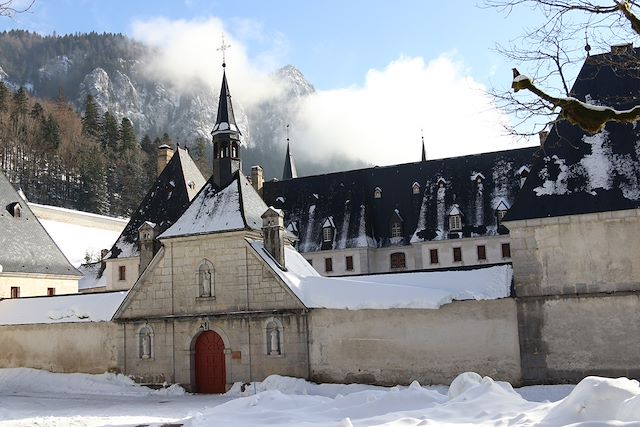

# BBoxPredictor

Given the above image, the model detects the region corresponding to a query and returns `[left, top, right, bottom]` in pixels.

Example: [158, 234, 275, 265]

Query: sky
[0, 0, 574, 166]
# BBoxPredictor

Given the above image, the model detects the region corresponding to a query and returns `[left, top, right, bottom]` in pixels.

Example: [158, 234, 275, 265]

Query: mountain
[0, 30, 368, 180]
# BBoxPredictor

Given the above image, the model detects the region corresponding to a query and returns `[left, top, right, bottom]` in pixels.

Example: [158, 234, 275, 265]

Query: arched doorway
[194, 330, 226, 393]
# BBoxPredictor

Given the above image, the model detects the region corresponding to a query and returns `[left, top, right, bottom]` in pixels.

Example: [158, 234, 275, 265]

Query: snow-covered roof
[0, 291, 127, 325]
[77, 262, 107, 291]
[250, 241, 512, 310]
[160, 171, 268, 239]
[0, 172, 79, 277]
[107, 147, 205, 259]
[448, 204, 462, 216]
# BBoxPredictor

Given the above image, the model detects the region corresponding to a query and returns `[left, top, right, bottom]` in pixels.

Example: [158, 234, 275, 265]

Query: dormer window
[471, 173, 485, 187]
[6, 202, 21, 218]
[391, 222, 402, 238]
[411, 182, 420, 195]
[389, 209, 404, 238]
[517, 166, 530, 188]
[495, 200, 510, 225]
[437, 178, 446, 189]
[322, 227, 333, 242]
[374, 187, 382, 199]
[449, 215, 462, 231]
[448, 205, 463, 231]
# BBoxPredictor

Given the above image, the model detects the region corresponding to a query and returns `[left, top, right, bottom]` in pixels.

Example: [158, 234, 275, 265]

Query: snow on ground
[4, 368, 640, 426]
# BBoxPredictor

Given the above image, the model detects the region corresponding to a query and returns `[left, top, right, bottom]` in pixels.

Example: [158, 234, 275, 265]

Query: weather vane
[217, 33, 231, 68]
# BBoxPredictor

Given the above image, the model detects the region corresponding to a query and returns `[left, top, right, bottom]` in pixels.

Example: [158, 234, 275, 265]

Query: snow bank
[0, 368, 184, 396]
[251, 241, 512, 309]
[0, 291, 127, 325]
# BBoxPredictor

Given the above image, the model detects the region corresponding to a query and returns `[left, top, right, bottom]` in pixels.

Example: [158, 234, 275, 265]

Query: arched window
[390, 252, 406, 269]
[138, 325, 154, 359]
[412, 182, 420, 195]
[265, 318, 283, 356]
[198, 260, 214, 298]
[373, 187, 382, 199]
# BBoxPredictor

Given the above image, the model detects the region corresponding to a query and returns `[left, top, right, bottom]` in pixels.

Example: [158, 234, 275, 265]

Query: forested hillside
[0, 83, 207, 216]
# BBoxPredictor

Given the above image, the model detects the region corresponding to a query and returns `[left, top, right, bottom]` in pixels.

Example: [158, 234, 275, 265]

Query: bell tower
[212, 35, 242, 187]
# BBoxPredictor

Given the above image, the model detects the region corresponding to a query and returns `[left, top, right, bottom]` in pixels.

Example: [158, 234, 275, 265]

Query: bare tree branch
[0, 0, 34, 18]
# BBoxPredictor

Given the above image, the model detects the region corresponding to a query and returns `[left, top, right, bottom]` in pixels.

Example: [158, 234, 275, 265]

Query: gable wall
[118, 232, 304, 320]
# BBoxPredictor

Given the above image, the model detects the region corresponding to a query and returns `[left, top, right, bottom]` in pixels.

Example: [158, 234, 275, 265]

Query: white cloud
[293, 54, 524, 166]
[130, 17, 284, 105]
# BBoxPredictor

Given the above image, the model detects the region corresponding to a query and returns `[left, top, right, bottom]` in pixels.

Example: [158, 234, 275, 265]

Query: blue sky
[3, 1, 542, 90]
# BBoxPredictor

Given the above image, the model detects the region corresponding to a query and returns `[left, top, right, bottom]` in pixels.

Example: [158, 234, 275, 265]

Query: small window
[520, 169, 530, 188]
[47, 287, 55, 296]
[502, 243, 511, 258]
[449, 215, 462, 231]
[322, 227, 334, 243]
[118, 265, 126, 281]
[138, 325, 154, 359]
[412, 182, 420, 195]
[373, 187, 382, 199]
[10, 287, 19, 298]
[497, 210, 508, 224]
[345, 256, 354, 271]
[477, 245, 487, 261]
[325, 257, 333, 272]
[429, 249, 439, 265]
[6, 202, 21, 218]
[198, 260, 214, 297]
[390, 221, 403, 238]
[390, 252, 406, 269]
[453, 247, 462, 262]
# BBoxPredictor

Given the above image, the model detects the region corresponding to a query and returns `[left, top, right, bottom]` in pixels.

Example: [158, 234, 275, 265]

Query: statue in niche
[268, 325, 281, 355]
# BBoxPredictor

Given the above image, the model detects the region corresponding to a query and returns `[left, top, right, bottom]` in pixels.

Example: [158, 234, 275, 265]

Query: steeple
[211, 34, 242, 187]
[421, 129, 427, 162]
[282, 124, 298, 180]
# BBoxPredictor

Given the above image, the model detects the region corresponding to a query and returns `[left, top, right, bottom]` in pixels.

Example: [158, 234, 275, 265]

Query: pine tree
[77, 142, 109, 214]
[100, 111, 118, 149]
[118, 117, 136, 152]
[0, 82, 9, 112]
[81, 94, 100, 140]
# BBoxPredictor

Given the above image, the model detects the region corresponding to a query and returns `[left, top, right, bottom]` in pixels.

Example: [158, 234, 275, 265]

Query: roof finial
[286, 123, 290, 142]
[584, 28, 591, 56]
[421, 128, 427, 162]
[217, 33, 231, 68]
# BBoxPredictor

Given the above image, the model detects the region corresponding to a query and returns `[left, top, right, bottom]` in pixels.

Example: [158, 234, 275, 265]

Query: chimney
[261, 207, 285, 268]
[138, 221, 158, 273]
[538, 130, 549, 147]
[251, 165, 264, 196]
[157, 144, 174, 177]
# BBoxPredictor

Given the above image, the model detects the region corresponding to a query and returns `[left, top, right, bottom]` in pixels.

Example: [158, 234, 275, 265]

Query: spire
[421, 129, 427, 162]
[211, 70, 241, 137]
[211, 33, 242, 188]
[282, 124, 298, 180]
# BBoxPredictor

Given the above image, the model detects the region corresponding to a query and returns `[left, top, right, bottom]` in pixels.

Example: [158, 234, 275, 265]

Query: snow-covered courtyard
[3, 368, 640, 426]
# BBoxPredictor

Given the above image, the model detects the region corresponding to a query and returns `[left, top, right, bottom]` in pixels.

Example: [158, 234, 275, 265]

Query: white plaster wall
[308, 299, 521, 386]
[0, 322, 121, 373]
[105, 257, 139, 291]
[303, 235, 511, 276]
[0, 274, 78, 298]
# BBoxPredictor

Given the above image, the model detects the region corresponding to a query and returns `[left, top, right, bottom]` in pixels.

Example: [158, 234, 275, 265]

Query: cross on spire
[217, 33, 231, 68]
[286, 123, 290, 142]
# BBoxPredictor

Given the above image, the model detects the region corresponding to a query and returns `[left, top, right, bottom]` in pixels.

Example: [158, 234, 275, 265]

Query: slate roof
[160, 170, 269, 239]
[262, 147, 538, 252]
[507, 46, 640, 221]
[282, 142, 298, 180]
[211, 70, 241, 137]
[107, 147, 206, 259]
[0, 171, 79, 276]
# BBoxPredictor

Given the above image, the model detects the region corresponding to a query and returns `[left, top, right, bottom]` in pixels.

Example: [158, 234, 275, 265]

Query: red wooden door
[195, 331, 226, 393]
